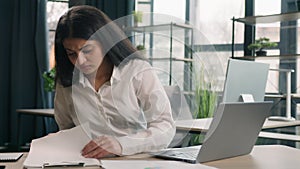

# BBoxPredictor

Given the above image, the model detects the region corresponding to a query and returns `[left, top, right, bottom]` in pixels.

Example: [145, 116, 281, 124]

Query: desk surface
[16, 109, 54, 117]
[204, 145, 300, 169]
[16, 109, 300, 131]
[16, 109, 300, 142]
[175, 118, 300, 132]
[1, 145, 300, 169]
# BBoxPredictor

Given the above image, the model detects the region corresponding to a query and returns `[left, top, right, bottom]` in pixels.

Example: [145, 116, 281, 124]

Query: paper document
[101, 160, 218, 169]
[0, 152, 23, 162]
[23, 123, 101, 168]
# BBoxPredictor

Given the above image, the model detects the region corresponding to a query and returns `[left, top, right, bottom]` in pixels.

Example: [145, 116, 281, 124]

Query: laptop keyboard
[161, 147, 199, 159]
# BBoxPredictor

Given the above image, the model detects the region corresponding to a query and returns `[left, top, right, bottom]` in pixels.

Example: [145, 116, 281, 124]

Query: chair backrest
[163, 85, 193, 121]
[163, 85, 193, 147]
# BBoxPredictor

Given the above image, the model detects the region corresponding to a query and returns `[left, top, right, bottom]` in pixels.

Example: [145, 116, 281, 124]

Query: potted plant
[42, 67, 56, 92]
[136, 44, 146, 57]
[136, 44, 145, 51]
[247, 37, 278, 56]
[132, 11, 143, 27]
[190, 65, 218, 146]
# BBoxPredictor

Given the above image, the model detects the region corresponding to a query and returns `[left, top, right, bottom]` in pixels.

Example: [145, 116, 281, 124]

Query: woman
[54, 5, 175, 158]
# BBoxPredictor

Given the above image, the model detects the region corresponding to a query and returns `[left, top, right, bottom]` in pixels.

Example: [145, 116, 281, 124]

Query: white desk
[175, 118, 300, 132]
[15, 109, 300, 142]
[16, 109, 300, 131]
[176, 118, 300, 142]
[16, 109, 54, 117]
[1, 145, 300, 169]
[204, 145, 300, 169]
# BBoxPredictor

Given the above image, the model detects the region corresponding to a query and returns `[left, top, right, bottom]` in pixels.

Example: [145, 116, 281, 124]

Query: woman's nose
[77, 52, 87, 65]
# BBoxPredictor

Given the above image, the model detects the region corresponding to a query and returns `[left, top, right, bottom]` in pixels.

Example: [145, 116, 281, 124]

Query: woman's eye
[82, 49, 92, 54]
[67, 52, 77, 58]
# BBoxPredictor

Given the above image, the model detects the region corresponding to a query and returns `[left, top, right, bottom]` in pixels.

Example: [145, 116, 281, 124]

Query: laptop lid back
[197, 101, 273, 163]
[222, 59, 269, 102]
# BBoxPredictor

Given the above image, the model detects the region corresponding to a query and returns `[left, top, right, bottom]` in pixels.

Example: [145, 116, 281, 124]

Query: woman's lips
[80, 65, 91, 71]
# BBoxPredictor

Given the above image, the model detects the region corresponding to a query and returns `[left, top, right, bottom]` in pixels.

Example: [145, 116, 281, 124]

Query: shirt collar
[110, 65, 121, 83]
[78, 65, 121, 88]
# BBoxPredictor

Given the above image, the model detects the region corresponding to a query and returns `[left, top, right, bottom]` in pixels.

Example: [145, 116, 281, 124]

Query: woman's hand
[81, 135, 122, 159]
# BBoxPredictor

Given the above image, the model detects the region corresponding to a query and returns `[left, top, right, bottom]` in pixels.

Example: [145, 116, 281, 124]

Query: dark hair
[55, 5, 139, 87]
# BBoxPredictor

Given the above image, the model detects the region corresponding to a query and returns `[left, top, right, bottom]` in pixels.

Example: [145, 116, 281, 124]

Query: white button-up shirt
[54, 59, 175, 155]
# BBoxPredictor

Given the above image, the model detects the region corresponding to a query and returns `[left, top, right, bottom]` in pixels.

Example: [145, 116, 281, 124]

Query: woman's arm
[116, 64, 176, 155]
[54, 82, 75, 130]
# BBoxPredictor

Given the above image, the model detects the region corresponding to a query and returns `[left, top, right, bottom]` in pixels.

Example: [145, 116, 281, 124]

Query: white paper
[0, 152, 23, 161]
[23, 123, 101, 168]
[240, 94, 254, 102]
[101, 160, 217, 169]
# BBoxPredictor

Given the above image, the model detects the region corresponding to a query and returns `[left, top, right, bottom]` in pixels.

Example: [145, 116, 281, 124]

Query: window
[153, 0, 185, 20]
[134, 0, 189, 87]
[46, 0, 69, 69]
[189, 0, 245, 90]
[253, 0, 281, 93]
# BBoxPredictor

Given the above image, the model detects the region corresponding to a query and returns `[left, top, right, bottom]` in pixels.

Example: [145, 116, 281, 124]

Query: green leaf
[42, 67, 56, 92]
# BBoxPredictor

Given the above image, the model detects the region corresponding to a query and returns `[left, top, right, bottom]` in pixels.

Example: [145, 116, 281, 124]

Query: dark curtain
[83, 0, 135, 49]
[85, 0, 135, 20]
[67, 0, 135, 50]
[0, 0, 14, 150]
[0, 0, 49, 150]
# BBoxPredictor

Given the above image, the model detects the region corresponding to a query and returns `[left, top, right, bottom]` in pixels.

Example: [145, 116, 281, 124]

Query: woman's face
[63, 38, 104, 75]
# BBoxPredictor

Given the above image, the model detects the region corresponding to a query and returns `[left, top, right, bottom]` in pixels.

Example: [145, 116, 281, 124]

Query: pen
[42, 162, 84, 168]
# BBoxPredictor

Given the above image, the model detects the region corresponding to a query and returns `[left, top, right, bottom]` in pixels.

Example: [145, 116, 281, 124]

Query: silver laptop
[153, 101, 273, 163]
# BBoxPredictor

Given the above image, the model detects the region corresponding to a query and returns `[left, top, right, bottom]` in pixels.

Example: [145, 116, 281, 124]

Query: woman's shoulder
[119, 58, 151, 71]
[112, 58, 154, 82]
[130, 58, 151, 67]
[55, 81, 72, 92]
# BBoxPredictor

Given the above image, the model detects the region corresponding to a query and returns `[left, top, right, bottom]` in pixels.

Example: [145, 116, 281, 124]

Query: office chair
[163, 85, 193, 148]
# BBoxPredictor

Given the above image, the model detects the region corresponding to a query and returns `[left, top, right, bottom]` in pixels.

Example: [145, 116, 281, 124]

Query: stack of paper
[23, 124, 101, 168]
